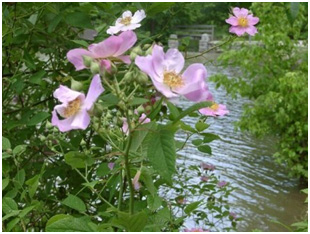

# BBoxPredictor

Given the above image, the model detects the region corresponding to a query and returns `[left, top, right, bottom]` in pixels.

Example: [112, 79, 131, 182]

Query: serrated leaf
[2, 137, 11, 150]
[62, 194, 86, 212]
[29, 70, 46, 85]
[192, 139, 203, 146]
[71, 40, 89, 48]
[46, 216, 95, 232]
[48, 14, 62, 33]
[195, 121, 209, 132]
[3, 197, 18, 214]
[147, 195, 162, 211]
[13, 145, 27, 156]
[202, 133, 221, 143]
[167, 101, 180, 120]
[184, 201, 201, 215]
[197, 144, 212, 155]
[26, 175, 40, 198]
[28, 112, 50, 126]
[14, 169, 25, 189]
[64, 151, 89, 169]
[140, 166, 157, 196]
[129, 97, 149, 106]
[114, 211, 148, 232]
[146, 127, 176, 184]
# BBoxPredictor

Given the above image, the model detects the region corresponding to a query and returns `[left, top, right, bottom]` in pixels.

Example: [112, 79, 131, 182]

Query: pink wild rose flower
[107, 10, 146, 35]
[51, 75, 104, 132]
[132, 170, 141, 191]
[184, 228, 208, 232]
[67, 31, 137, 72]
[199, 103, 229, 117]
[226, 7, 259, 36]
[135, 45, 212, 102]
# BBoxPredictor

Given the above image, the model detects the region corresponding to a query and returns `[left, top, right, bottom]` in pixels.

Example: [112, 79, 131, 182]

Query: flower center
[163, 71, 184, 88]
[64, 98, 81, 118]
[120, 17, 132, 26]
[210, 103, 219, 111]
[238, 17, 248, 27]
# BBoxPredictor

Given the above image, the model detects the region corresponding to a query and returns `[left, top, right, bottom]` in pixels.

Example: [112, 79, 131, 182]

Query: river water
[175, 61, 307, 231]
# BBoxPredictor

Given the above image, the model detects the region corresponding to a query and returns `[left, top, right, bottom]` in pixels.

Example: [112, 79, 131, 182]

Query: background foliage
[211, 2, 308, 179]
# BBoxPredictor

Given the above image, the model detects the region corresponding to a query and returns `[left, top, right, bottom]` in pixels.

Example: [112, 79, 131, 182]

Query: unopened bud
[90, 61, 100, 74]
[130, 52, 138, 61]
[70, 78, 83, 91]
[83, 55, 92, 67]
[39, 135, 46, 141]
[80, 139, 86, 146]
[143, 44, 151, 50]
[46, 121, 53, 129]
[138, 72, 149, 84]
[136, 105, 145, 115]
[132, 46, 142, 55]
[123, 71, 133, 83]
[145, 45, 154, 55]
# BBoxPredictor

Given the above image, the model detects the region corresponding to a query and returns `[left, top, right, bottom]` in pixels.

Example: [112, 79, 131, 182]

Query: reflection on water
[176, 64, 306, 231]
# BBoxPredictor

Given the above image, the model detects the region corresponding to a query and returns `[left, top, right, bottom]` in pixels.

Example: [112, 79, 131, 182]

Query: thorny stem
[123, 111, 135, 215]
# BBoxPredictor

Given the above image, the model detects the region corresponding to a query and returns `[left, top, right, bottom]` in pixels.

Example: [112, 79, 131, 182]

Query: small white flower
[107, 10, 146, 35]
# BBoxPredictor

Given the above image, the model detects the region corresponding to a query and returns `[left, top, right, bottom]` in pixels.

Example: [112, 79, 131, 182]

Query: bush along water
[3, 3, 257, 232]
[211, 2, 308, 180]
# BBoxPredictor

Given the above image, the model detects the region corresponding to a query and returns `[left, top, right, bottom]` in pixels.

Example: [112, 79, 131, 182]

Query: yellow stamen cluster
[210, 103, 219, 111]
[163, 71, 184, 88]
[63, 98, 81, 118]
[120, 17, 132, 26]
[238, 17, 248, 27]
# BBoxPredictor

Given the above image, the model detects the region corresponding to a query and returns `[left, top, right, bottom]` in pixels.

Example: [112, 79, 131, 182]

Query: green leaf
[288, 2, 300, 24]
[114, 211, 148, 232]
[202, 133, 221, 143]
[64, 151, 91, 169]
[62, 194, 86, 212]
[65, 12, 93, 29]
[147, 98, 163, 119]
[46, 216, 96, 232]
[195, 121, 209, 132]
[71, 40, 89, 48]
[140, 166, 157, 196]
[2, 137, 11, 150]
[129, 97, 149, 106]
[48, 14, 62, 33]
[146, 127, 176, 184]
[3, 197, 18, 214]
[28, 112, 50, 126]
[13, 145, 27, 156]
[3, 178, 9, 190]
[173, 101, 212, 123]
[130, 121, 157, 152]
[26, 175, 40, 198]
[46, 214, 72, 227]
[184, 201, 201, 215]
[167, 101, 180, 120]
[197, 144, 212, 155]
[19, 206, 35, 218]
[179, 121, 196, 133]
[100, 93, 119, 107]
[147, 3, 175, 16]
[6, 217, 20, 231]
[23, 51, 36, 70]
[28, 13, 38, 25]
[29, 70, 46, 85]
[14, 169, 25, 189]
[96, 163, 111, 177]
[192, 139, 203, 146]
[2, 210, 20, 221]
[147, 195, 162, 211]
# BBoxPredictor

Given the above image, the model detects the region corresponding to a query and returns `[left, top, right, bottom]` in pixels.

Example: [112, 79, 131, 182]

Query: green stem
[186, 36, 235, 60]
[123, 111, 135, 214]
[117, 169, 124, 211]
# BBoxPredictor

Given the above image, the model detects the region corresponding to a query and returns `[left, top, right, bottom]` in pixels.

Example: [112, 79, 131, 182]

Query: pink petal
[90, 36, 122, 58]
[114, 31, 137, 56]
[53, 85, 85, 104]
[66, 49, 93, 71]
[139, 113, 151, 124]
[215, 104, 229, 116]
[100, 59, 112, 73]
[121, 24, 141, 31]
[135, 55, 159, 81]
[152, 45, 165, 78]
[122, 10, 132, 18]
[164, 48, 185, 74]
[107, 26, 121, 35]
[54, 103, 68, 118]
[152, 79, 179, 99]
[233, 7, 248, 18]
[247, 15, 259, 25]
[51, 110, 75, 132]
[229, 26, 247, 36]
[117, 55, 131, 64]
[184, 83, 214, 102]
[84, 74, 104, 111]
[199, 108, 216, 117]
[132, 170, 141, 191]
[122, 118, 129, 135]
[70, 109, 91, 130]
[176, 63, 207, 95]
[225, 16, 239, 26]
[245, 25, 258, 36]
